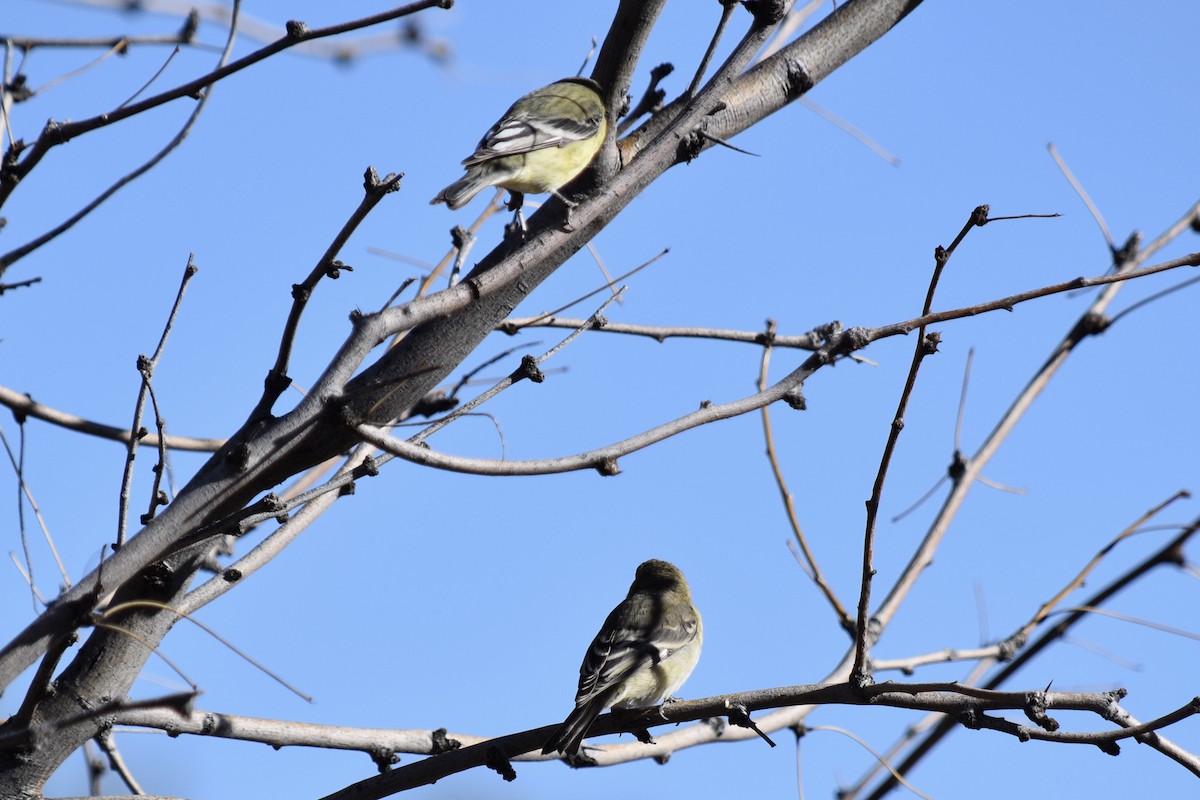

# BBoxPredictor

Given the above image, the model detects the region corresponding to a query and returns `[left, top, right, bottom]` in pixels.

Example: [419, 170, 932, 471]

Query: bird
[542, 559, 703, 757]
[430, 77, 607, 216]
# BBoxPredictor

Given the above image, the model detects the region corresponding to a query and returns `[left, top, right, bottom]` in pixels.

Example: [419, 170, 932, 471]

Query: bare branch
[863, 518, 1200, 798]
[314, 681, 1200, 799]
[250, 169, 404, 423]
[117, 256, 199, 546]
[757, 320, 854, 632]
[0, 10, 244, 273]
[0, 0, 451, 217]
[499, 315, 824, 349]
[359, 249, 1200, 478]
[0, 385, 223, 452]
[853, 205, 990, 685]
[1048, 141, 1114, 251]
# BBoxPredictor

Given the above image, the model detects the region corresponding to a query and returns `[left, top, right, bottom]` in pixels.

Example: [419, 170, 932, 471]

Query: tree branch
[0, 385, 223, 452]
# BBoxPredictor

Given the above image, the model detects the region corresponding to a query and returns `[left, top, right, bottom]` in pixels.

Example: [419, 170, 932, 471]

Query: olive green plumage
[542, 559, 703, 757]
[431, 78, 607, 210]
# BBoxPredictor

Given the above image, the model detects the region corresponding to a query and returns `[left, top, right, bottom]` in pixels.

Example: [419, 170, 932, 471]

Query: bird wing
[574, 593, 700, 706]
[462, 107, 602, 166]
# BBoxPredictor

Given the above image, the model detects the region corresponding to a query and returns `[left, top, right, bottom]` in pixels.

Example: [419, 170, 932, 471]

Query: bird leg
[549, 189, 581, 232]
[505, 190, 528, 233]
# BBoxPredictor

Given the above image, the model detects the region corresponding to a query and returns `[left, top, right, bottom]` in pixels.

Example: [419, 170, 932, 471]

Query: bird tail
[541, 699, 605, 756]
[430, 168, 492, 210]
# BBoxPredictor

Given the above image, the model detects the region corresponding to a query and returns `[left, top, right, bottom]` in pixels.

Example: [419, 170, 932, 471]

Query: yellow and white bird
[430, 77, 607, 213]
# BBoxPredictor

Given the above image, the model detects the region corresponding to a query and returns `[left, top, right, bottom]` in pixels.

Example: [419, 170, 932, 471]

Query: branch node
[179, 9, 200, 43]
[518, 354, 545, 383]
[430, 727, 461, 755]
[484, 746, 516, 782]
[261, 493, 284, 513]
[946, 449, 967, 483]
[1081, 310, 1111, 336]
[357, 456, 380, 480]
[369, 744, 399, 772]
[743, 0, 788, 26]
[450, 224, 474, 252]
[782, 387, 806, 410]
[1112, 230, 1142, 267]
[722, 700, 777, 747]
[42, 118, 67, 145]
[1101, 688, 1129, 721]
[363, 166, 381, 191]
[678, 130, 705, 164]
[1023, 691, 1059, 732]
[285, 20, 310, 39]
[325, 259, 351, 279]
[411, 390, 457, 418]
[838, 326, 871, 355]
[227, 442, 252, 472]
[595, 458, 620, 477]
[921, 331, 942, 355]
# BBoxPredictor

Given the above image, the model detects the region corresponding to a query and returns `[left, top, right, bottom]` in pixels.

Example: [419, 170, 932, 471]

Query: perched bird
[430, 77, 607, 214]
[542, 559, 703, 757]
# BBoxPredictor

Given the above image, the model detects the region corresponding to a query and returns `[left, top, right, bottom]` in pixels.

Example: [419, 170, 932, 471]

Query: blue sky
[3, 1, 1199, 798]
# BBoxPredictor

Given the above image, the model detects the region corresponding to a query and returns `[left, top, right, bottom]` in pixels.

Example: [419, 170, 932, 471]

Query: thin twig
[117, 43, 184, 109]
[501, 249, 668, 333]
[1048, 141, 1114, 251]
[0, 8, 239, 273]
[0, 385, 222, 451]
[180, 449, 381, 615]
[408, 291, 626, 448]
[1109, 273, 1200, 327]
[617, 62, 674, 136]
[94, 729, 145, 795]
[757, 319, 853, 632]
[585, 241, 624, 304]
[0, 0, 451, 219]
[0, 421, 70, 588]
[0, 690, 198, 749]
[101, 600, 313, 702]
[362, 248, 1200, 479]
[500, 316, 827, 350]
[1021, 490, 1190, 634]
[413, 190, 506, 302]
[806, 725, 934, 800]
[864, 518, 1200, 798]
[686, 1, 740, 99]
[841, 660, 992, 799]
[250, 169, 403, 423]
[954, 347, 973, 453]
[798, 97, 900, 165]
[852, 205, 990, 685]
[117, 255, 198, 547]
[26, 38, 130, 97]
